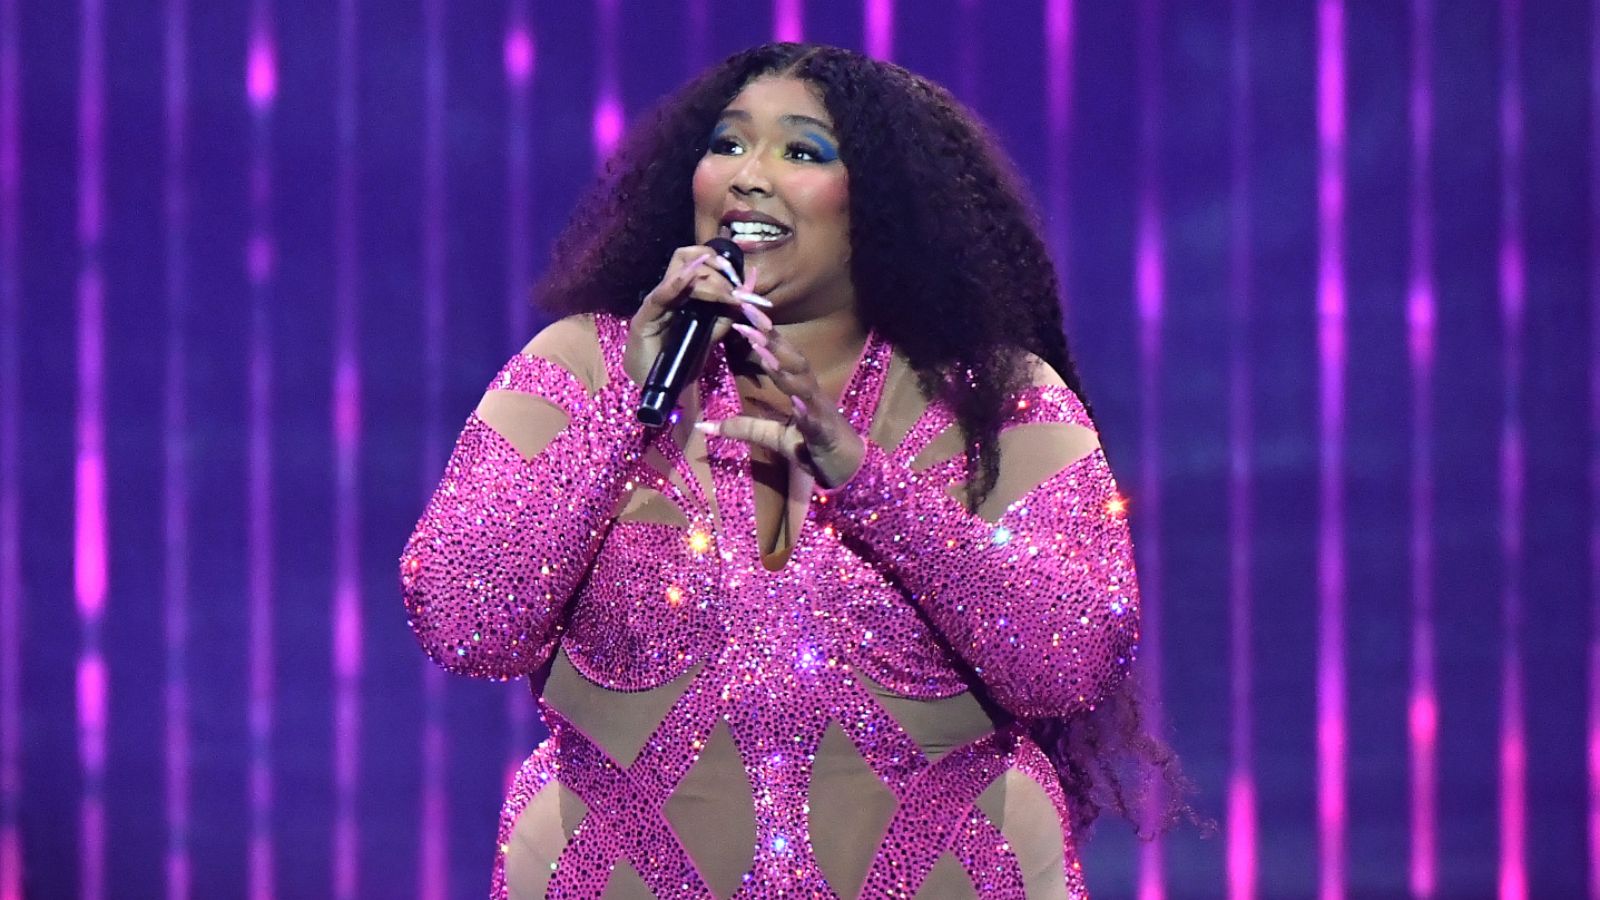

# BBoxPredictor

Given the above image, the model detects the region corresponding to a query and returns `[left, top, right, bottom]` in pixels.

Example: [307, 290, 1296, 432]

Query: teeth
[729, 220, 789, 239]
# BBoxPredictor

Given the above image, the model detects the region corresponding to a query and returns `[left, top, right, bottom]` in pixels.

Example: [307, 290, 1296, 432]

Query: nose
[731, 147, 772, 197]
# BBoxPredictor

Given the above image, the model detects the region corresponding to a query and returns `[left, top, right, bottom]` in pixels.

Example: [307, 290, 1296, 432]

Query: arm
[400, 315, 653, 679]
[815, 374, 1141, 720]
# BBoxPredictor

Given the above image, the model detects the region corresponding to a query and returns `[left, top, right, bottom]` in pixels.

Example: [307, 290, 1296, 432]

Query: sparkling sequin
[403, 313, 1138, 898]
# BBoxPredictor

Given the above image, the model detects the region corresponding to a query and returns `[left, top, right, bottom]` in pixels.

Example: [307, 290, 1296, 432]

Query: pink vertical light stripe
[504, 0, 536, 768]
[332, 0, 362, 895]
[162, 1, 192, 896]
[1134, 2, 1165, 897]
[246, 4, 277, 898]
[1225, 2, 1256, 897]
[773, 0, 802, 42]
[419, 1, 448, 897]
[1406, 1, 1438, 895]
[1496, 2, 1526, 898]
[865, 0, 893, 60]
[76, 0, 108, 896]
[1044, 0, 1072, 311]
[1318, 1, 1344, 896]
[1590, 3, 1600, 896]
[593, 0, 621, 163]
[0, 0, 21, 893]
[1314, 3, 1346, 899]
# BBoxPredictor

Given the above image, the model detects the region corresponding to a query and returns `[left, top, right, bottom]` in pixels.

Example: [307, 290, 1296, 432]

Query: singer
[401, 43, 1191, 898]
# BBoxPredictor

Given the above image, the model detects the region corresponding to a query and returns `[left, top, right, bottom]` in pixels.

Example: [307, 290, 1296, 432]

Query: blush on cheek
[793, 171, 849, 215]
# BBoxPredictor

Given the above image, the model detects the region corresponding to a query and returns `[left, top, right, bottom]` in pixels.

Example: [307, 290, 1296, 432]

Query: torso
[500, 315, 1080, 899]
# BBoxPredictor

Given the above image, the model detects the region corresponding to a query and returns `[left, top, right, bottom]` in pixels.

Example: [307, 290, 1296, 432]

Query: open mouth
[718, 211, 794, 251]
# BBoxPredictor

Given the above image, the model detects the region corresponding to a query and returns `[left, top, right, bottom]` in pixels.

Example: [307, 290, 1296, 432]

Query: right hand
[622, 245, 755, 387]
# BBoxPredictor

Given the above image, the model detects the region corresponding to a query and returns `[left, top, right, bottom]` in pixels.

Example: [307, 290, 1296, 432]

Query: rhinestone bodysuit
[401, 313, 1141, 898]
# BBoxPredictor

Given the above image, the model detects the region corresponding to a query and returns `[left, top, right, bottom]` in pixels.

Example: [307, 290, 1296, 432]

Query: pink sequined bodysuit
[401, 313, 1141, 899]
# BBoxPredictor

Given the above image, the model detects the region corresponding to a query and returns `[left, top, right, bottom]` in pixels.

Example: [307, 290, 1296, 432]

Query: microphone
[636, 237, 745, 427]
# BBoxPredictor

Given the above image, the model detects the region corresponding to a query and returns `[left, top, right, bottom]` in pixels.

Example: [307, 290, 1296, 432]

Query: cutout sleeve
[400, 317, 655, 680]
[815, 384, 1141, 719]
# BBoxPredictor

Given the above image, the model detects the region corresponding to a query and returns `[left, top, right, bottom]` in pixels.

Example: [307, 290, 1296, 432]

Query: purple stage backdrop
[0, 1, 1593, 897]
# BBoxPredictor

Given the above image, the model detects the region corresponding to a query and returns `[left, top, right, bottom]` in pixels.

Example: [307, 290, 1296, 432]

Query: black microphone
[636, 237, 744, 427]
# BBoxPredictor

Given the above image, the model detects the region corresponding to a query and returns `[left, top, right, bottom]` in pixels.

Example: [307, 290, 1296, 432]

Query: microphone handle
[635, 299, 721, 427]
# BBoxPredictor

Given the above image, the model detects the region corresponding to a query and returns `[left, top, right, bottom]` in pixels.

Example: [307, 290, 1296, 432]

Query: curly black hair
[535, 42, 1204, 842]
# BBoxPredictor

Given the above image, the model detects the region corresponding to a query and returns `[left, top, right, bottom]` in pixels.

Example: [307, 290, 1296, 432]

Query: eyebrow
[716, 109, 836, 135]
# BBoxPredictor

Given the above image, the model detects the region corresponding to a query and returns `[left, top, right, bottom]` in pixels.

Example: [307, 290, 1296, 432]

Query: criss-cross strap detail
[487, 352, 591, 416]
[1000, 384, 1094, 432]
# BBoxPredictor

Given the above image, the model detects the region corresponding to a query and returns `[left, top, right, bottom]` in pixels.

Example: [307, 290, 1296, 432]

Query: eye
[708, 135, 744, 156]
[786, 142, 823, 162]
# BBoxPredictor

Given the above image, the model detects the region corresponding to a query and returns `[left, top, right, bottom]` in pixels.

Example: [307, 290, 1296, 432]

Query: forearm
[401, 353, 652, 679]
[816, 440, 1141, 718]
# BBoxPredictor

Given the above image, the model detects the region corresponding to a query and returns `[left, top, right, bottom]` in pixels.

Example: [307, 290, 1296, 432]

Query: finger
[684, 268, 751, 313]
[787, 393, 836, 449]
[642, 252, 712, 314]
[709, 254, 741, 285]
[694, 415, 796, 455]
[736, 297, 774, 329]
[731, 289, 775, 312]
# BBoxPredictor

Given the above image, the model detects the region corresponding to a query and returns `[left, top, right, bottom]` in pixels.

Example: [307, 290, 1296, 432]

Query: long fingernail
[741, 264, 760, 291]
[753, 345, 780, 370]
[738, 300, 774, 329]
[712, 256, 739, 283]
[693, 420, 719, 435]
[733, 290, 774, 310]
[791, 395, 809, 418]
[730, 322, 766, 344]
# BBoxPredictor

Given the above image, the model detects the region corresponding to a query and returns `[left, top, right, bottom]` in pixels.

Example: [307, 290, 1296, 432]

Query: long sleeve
[400, 323, 654, 680]
[814, 383, 1141, 720]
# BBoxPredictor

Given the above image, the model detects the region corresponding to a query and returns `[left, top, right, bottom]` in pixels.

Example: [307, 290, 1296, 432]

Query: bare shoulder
[520, 314, 605, 394]
[1017, 349, 1069, 391]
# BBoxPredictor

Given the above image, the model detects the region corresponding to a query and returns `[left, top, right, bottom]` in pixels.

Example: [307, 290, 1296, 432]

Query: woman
[402, 43, 1187, 899]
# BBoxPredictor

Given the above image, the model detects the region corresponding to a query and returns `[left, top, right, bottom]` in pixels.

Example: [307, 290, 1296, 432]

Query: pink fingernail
[731, 322, 766, 344]
[731, 290, 774, 309]
[688, 251, 712, 268]
[791, 396, 809, 417]
[739, 301, 774, 330]
[742, 263, 760, 291]
[754, 345, 780, 369]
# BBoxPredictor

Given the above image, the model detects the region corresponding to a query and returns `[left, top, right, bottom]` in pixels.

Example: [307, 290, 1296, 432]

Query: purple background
[0, 0, 1593, 897]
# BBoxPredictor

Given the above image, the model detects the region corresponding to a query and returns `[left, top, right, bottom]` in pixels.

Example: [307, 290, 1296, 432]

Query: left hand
[693, 298, 867, 490]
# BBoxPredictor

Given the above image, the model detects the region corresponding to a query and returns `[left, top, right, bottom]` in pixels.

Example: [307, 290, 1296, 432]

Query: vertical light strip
[865, 0, 893, 60]
[1406, 1, 1438, 895]
[1495, 1, 1526, 897]
[593, 0, 621, 165]
[75, 0, 109, 895]
[0, 0, 20, 893]
[245, 4, 277, 897]
[1590, 3, 1600, 894]
[1044, 0, 1072, 313]
[1314, 3, 1347, 898]
[1134, 1, 1165, 897]
[503, 0, 535, 782]
[1225, 1, 1257, 898]
[418, 0, 448, 896]
[162, 0, 192, 897]
[332, 0, 362, 895]
[774, 0, 802, 42]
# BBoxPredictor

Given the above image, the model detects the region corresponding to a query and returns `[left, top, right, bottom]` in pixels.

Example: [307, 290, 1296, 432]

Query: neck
[773, 304, 869, 397]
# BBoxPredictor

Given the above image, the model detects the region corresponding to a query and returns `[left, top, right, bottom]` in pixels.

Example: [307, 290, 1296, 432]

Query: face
[693, 75, 853, 318]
